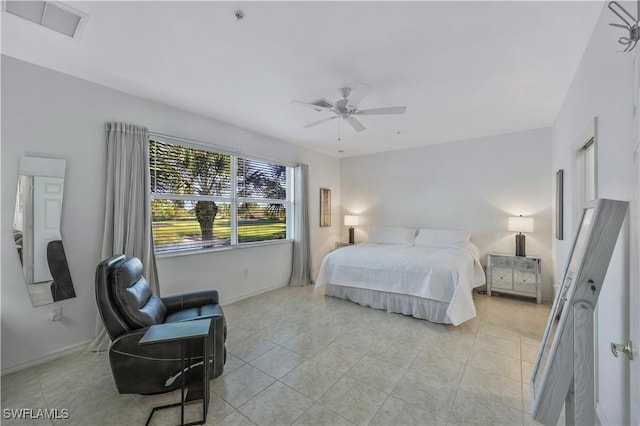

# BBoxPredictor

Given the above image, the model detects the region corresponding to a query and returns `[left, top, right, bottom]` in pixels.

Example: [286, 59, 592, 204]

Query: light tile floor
[1, 286, 555, 425]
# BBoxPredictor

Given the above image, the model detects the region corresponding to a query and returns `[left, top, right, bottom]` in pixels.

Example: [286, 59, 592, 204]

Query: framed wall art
[320, 188, 331, 227]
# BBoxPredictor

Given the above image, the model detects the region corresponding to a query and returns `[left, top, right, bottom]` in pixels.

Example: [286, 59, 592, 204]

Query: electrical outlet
[51, 306, 62, 321]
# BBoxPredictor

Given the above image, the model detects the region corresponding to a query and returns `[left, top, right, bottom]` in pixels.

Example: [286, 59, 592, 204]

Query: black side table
[139, 318, 214, 426]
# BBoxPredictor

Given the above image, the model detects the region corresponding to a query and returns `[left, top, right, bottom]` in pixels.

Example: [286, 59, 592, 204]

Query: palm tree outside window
[149, 139, 292, 254]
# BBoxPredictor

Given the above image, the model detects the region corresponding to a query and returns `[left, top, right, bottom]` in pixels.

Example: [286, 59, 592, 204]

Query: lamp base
[348, 227, 355, 244]
[515, 234, 526, 257]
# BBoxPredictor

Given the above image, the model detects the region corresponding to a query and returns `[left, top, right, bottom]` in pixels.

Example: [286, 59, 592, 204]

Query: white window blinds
[149, 139, 292, 254]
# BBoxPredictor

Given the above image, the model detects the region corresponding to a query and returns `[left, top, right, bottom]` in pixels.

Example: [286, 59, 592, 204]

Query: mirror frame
[531, 199, 628, 425]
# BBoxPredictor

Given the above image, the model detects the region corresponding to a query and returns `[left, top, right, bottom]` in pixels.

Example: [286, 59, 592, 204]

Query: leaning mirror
[531, 206, 593, 406]
[531, 199, 628, 425]
[13, 157, 75, 306]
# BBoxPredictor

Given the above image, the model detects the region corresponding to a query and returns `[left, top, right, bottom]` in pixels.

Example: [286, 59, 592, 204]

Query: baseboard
[220, 282, 289, 306]
[1, 339, 91, 376]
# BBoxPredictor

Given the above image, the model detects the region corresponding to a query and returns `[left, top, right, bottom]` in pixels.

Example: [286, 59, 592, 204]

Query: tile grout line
[34, 366, 55, 426]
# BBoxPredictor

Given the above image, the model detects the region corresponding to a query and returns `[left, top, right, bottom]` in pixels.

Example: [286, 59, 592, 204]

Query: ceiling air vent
[4, 1, 86, 38]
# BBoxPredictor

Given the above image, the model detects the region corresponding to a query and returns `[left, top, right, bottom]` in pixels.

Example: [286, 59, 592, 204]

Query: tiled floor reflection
[1, 286, 552, 425]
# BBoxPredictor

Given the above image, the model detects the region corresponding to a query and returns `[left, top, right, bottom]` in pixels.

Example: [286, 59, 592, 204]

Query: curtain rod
[149, 131, 299, 168]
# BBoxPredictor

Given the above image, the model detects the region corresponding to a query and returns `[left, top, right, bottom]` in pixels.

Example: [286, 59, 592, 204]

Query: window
[580, 138, 596, 202]
[575, 136, 596, 223]
[237, 158, 289, 243]
[150, 139, 292, 254]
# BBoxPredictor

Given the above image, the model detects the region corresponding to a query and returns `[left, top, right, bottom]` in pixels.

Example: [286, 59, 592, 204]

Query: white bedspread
[315, 243, 486, 325]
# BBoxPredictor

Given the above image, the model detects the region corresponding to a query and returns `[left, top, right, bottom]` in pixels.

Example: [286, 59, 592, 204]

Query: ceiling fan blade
[303, 115, 338, 128]
[290, 100, 334, 112]
[346, 83, 372, 109]
[345, 116, 366, 132]
[356, 106, 407, 115]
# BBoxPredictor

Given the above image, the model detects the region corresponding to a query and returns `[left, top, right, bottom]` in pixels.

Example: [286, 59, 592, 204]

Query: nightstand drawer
[514, 258, 538, 271]
[490, 267, 512, 290]
[490, 256, 513, 268]
[516, 281, 538, 295]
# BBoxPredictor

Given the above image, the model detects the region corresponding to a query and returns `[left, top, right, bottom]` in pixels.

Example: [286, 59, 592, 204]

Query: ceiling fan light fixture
[291, 83, 406, 134]
[310, 98, 333, 111]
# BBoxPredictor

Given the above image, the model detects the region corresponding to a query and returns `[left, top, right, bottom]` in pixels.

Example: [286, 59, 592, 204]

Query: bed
[315, 227, 486, 325]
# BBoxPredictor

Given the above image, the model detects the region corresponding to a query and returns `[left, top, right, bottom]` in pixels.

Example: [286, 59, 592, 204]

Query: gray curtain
[289, 164, 313, 286]
[87, 122, 158, 352]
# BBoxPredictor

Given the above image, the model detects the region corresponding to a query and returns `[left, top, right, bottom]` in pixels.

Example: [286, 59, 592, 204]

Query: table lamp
[344, 215, 359, 244]
[508, 215, 534, 257]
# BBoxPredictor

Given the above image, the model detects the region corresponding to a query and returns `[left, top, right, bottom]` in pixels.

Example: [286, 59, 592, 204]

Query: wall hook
[608, 1, 640, 52]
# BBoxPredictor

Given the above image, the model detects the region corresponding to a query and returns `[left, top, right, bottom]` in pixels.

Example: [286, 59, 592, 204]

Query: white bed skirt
[325, 284, 452, 324]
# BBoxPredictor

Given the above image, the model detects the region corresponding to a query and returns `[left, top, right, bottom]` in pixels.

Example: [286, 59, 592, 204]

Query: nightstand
[487, 253, 541, 304]
[334, 242, 354, 250]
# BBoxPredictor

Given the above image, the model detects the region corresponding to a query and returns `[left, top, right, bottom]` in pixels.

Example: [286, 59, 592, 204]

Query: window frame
[573, 118, 598, 226]
[149, 135, 294, 256]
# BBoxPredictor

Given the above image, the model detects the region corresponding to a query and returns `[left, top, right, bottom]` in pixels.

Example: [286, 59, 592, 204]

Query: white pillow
[415, 228, 471, 248]
[367, 227, 416, 245]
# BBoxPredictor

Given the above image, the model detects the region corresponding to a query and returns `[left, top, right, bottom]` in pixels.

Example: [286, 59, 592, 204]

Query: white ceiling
[1, 1, 604, 158]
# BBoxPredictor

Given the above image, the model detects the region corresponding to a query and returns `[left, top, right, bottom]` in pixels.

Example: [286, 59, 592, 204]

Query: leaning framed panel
[531, 199, 628, 426]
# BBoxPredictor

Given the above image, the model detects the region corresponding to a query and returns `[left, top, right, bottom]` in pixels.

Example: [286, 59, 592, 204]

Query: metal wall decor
[608, 1, 640, 52]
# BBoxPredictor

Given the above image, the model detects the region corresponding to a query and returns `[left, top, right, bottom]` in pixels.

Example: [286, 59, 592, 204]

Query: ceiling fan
[291, 83, 406, 134]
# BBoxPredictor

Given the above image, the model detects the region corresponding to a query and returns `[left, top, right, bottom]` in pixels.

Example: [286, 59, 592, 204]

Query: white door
[631, 47, 640, 426]
[32, 176, 64, 283]
[596, 50, 640, 426]
[629, 58, 640, 423]
[629, 140, 640, 426]
[595, 238, 632, 426]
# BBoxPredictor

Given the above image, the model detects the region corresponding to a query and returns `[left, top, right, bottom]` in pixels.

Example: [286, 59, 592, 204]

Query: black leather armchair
[95, 255, 226, 395]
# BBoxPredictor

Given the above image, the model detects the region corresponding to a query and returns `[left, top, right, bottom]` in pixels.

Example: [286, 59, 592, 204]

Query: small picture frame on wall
[320, 188, 331, 227]
[556, 169, 564, 240]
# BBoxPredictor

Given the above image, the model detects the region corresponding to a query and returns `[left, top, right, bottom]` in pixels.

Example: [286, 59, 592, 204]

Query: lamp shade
[344, 215, 359, 227]
[508, 216, 534, 233]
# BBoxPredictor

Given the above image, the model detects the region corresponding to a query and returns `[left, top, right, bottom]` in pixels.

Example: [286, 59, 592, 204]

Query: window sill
[155, 239, 294, 259]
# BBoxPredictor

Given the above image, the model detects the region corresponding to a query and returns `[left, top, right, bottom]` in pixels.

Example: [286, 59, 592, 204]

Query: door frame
[630, 46, 640, 426]
[630, 139, 640, 426]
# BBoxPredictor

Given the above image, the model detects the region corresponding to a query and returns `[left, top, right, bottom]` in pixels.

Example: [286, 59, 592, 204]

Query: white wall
[1, 56, 341, 372]
[340, 127, 554, 298]
[551, 2, 635, 424]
